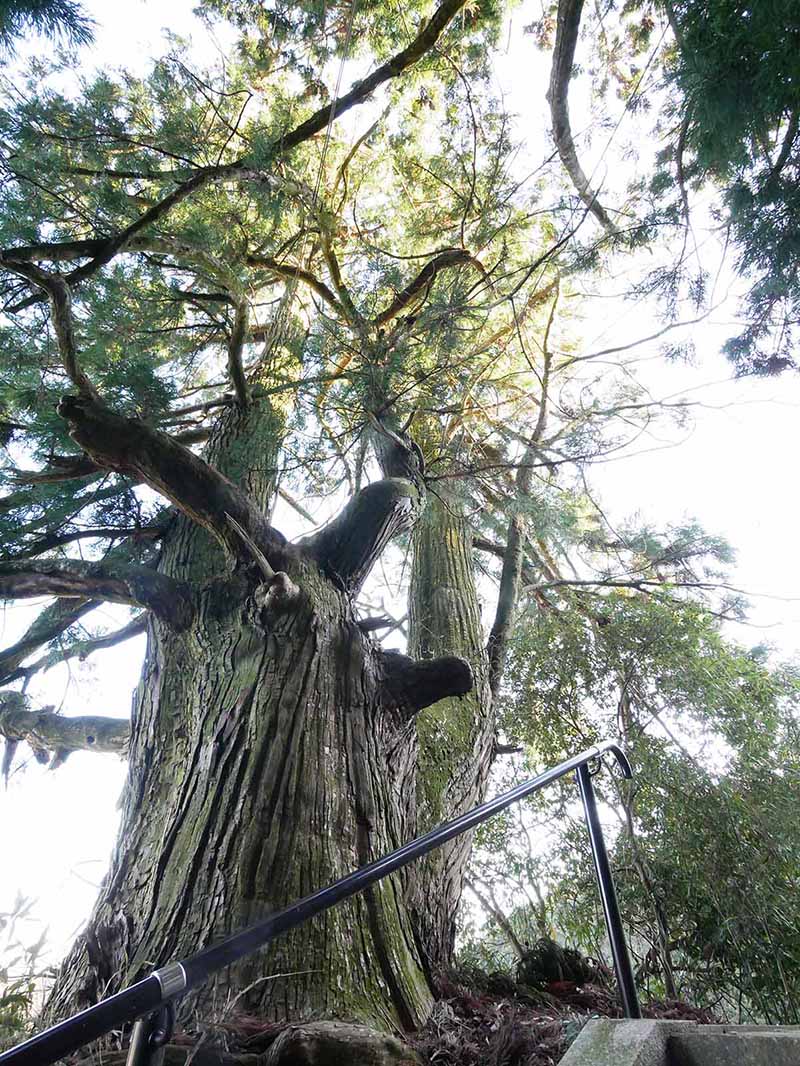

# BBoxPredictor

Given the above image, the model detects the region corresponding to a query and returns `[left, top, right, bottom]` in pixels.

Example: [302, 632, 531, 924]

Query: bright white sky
[2, 0, 799, 990]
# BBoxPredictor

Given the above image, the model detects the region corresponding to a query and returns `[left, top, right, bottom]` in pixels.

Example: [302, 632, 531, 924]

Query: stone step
[561, 1018, 800, 1066]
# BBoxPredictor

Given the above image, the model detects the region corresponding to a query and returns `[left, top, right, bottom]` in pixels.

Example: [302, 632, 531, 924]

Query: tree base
[94, 1021, 422, 1066]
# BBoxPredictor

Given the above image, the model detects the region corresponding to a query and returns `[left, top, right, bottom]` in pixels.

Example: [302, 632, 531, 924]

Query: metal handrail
[0, 740, 640, 1066]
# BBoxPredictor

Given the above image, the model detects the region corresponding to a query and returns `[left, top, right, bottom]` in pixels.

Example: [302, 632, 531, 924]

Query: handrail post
[576, 762, 641, 1019]
[125, 1003, 174, 1066]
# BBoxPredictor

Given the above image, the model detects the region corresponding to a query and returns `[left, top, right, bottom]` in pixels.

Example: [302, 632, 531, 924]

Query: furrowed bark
[0, 691, 129, 774]
[57, 394, 288, 568]
[46, 571, 434, 1032]
[548, 0, 619, 234]
[0, 561, 193, 629]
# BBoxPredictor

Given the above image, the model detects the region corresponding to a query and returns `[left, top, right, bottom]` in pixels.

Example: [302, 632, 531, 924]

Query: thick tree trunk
[408, 491, 494, 973]
[45, 401, 489, 1042]
[47, 561, 433, 1031]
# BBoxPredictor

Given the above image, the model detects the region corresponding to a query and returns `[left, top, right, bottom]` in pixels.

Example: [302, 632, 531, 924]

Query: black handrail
[0, 740, 640, 1066]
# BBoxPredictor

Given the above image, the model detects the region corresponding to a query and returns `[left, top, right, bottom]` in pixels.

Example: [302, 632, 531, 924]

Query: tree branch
[0, 598, 96, 684]
[56, 394, 288, 568]
[0, 560, 193, 629]
[486, 284, 559, 696]
[0, 261, 99, 398]
[247, 255, 345, 317]
[380, 649, 473, 718]
[304, 477, 423, 592]
[547, 0, 619, 234]
[12, 613, 147, 685]
[0, 691, 129, 779]
[374, 249, 487, 327]
[1, 0, 470, 305]
[227, 297, 250, 407]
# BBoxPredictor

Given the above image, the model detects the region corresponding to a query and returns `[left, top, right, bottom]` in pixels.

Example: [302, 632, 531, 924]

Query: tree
[1, 0, 795, 1059]
[0, 0, 93, 53]
[464, 592, 800, 1021]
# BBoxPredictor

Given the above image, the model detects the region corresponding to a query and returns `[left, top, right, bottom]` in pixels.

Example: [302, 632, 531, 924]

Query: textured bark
[43, 392, 493, 1049]
[407, 491, 494, 974]
[47, 563, 434, 1031]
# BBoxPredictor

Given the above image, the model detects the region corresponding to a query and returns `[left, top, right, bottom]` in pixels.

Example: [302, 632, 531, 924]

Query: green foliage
[467, 586, 800, 1020]
[0, 893, 50, 1051]
[0, 0, 93, 54]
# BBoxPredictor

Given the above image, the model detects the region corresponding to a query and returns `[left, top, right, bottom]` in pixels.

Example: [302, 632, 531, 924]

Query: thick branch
[303, 477, 423, 592]
[0, 691, 129, 776]
[380, 649, 473, 718]
[0, 560, 193, 629]
[547, 0, 619, 234]
[57, 394, 288, 567]
[374, 249, 486, 327]
[227, 298, 250, 407]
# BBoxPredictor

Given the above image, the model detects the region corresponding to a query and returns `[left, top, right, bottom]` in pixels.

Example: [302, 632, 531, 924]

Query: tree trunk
[45, 402, 490, 1040]
[408, 491, 494, 973]
[47, 562, 434, 1031]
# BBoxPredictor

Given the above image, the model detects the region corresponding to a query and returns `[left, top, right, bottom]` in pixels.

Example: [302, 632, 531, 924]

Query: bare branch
[547, 0, 619, 234]
[0, 691, 129, 778]
[487, 283, 560, 696]
[0, 560, 194, 629]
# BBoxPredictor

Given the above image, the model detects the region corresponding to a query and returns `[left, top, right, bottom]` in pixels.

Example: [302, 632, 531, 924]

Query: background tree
[540, 0, 800, 373]
[463, 590, 800, 1022]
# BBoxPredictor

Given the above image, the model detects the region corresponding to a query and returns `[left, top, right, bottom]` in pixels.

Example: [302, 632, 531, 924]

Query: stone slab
[560, 1019, 697, 1066]
[670, 1032, 800, 1066]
